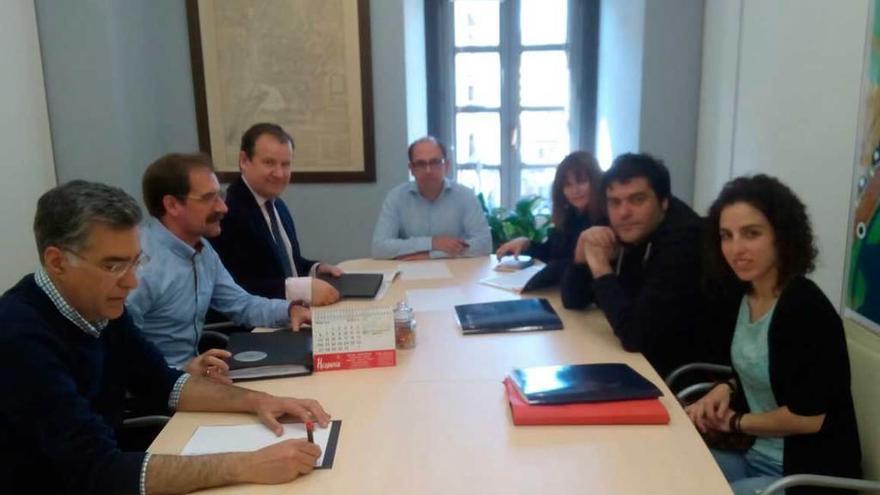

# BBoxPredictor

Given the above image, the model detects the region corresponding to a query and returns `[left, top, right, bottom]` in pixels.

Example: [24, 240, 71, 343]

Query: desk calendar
[311, 307, 396, 371]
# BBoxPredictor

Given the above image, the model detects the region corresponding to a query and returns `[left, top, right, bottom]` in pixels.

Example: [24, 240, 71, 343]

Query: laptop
[454, 298, 563, 335]
[317, 273, 383, 298]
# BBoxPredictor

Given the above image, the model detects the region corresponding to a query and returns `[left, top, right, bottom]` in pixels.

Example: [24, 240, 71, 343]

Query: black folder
[454, 298, 563, 335]
[510, 363, 663, 405]
[225, 330, 313, 381]
[317, 273, 383, 298]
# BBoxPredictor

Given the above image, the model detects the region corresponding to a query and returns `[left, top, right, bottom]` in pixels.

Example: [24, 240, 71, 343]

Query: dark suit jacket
[210, 177, 316, 299]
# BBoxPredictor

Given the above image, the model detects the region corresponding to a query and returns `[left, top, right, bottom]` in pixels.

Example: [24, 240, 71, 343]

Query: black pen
[306, 421, 314, 443]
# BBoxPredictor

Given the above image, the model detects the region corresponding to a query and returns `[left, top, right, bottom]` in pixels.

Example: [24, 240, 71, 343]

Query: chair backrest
[844, 319, 880, 481]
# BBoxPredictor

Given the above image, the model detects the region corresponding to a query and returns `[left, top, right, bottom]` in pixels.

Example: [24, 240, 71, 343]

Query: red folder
[503, 377, 670, 425]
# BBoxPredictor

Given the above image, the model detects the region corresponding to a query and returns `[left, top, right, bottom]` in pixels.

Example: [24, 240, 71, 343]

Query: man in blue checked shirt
[371, 136, 492, 260]
[0, 181, 330, 494]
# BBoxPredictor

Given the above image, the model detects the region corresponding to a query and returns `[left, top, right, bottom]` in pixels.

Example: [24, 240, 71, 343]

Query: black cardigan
[520, 208, 593, 290]
[712, 277, 862, 494]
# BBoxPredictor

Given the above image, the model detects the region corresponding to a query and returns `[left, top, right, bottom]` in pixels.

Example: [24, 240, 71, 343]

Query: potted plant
[478, 193, 551, 251]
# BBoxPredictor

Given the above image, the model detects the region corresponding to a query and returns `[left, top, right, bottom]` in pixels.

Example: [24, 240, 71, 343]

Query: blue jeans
[711, 448, 783, 495]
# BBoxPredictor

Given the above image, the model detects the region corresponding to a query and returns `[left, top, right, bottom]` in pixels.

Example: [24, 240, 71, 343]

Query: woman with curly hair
[687, 175, 861, 495]
[495, 151, 603, 287]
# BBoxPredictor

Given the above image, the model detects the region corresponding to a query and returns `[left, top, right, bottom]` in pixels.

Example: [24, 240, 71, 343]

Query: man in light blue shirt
[126, 153, 310, 381]
[371, 136, 491, 260]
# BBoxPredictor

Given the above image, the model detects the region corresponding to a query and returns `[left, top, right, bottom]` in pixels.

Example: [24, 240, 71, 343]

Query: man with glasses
[126, 153, 311, 382]
[211, 123, 342, 306]
[0, 180, 330, 494]
[371, 136, 491, 259]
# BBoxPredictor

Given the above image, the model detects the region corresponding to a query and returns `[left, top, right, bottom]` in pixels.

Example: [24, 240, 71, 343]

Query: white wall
[596, 0, 703, 203]
[0, 0, 57, 288]
[596, 0, 645, 167]
[695, 0, 869, 303]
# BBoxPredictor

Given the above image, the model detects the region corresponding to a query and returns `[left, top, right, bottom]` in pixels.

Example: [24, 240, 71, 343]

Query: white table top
[148, 257, 731, 494]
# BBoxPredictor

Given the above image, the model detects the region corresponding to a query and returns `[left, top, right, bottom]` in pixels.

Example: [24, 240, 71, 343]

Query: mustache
[207, 213, 225, 223]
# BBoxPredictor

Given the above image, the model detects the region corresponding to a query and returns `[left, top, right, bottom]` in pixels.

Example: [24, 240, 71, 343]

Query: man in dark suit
[211, 123, 342, 306]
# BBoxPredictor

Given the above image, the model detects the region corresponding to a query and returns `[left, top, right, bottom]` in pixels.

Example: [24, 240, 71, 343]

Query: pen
[306, 421, 314, 443]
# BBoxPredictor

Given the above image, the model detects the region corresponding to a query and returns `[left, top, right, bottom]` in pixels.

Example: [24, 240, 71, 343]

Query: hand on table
[184, 349, 233, 385]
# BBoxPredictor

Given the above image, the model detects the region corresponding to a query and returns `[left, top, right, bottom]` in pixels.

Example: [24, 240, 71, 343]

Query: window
[427, 0, 598, 209]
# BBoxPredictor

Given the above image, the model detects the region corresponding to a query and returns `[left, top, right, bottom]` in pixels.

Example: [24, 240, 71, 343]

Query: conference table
[148, 257, 731, 494]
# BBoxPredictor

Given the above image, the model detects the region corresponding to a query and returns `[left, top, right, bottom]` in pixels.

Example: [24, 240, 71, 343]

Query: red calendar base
[314, 349, 397, 371]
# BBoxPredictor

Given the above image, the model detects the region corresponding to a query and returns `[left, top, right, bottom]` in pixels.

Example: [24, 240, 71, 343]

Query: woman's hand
[685, 382, 733, 432]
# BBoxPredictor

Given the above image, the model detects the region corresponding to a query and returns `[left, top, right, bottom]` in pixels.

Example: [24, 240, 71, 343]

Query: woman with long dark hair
[689, 175, 861, 495]
[495, 151, 603, 287]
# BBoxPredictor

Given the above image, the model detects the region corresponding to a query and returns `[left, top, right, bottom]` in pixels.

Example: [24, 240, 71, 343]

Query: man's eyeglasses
[178, 190, 225, 204]
[409, 158, 447, 171]
[65, 250, 151, 279]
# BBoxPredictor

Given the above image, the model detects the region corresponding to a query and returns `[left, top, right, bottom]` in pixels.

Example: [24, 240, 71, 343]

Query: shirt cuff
[285, 276, 312, 303]
[140, 452, 152, 495]
[167, 373, 191, 411]
[309, 263, 320, 277]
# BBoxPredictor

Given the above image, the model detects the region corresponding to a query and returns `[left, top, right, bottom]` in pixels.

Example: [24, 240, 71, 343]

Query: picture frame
[185, 0, 375, 183]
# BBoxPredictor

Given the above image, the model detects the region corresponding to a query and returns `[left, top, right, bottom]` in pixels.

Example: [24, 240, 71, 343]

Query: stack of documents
[504, 363, 669, 425]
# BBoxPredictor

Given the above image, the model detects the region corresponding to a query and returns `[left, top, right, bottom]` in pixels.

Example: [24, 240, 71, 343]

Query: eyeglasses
[409, 158, 447, 171]
[65, 250, 151, 279]
[178, 190, 225, 204]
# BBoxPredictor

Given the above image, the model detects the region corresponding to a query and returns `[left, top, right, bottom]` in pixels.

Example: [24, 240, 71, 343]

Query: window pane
[520, 50, 569, 107]
[454, 1, 499, 47]
[520, 167, 556, 203]
[457, 167, 501, 208]
[520, 111, 569, 165]
[455, 53, 500, 108]
[520, 0, 567, 46]
[456, 112, 501, 165]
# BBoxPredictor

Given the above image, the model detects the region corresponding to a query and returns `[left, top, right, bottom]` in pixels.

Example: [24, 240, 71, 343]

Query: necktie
[264, 200, 294, 277]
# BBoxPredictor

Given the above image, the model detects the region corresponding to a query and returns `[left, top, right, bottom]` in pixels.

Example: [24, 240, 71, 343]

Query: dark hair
[240, 123, 294, 160]
[142, 152, 214, 218]
[705, 174, 816, 292]
[34, 180, 142, 263]
[407, 136, 447, 162]
[551, 151, 604, 230]
[602, 153, 671, 202]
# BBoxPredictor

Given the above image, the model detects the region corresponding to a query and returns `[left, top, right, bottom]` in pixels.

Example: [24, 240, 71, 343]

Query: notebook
[317, 273, 384, 298]
[225, 330, 312, 381]
[503, 377, 669, 425]
[454, 298, 563, 335]
[509, 363, 662, 405]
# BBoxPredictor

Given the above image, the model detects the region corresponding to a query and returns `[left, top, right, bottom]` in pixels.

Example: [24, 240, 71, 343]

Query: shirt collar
[407, 178, 452, 198]
[34, 268, 108, 338]
[147, 217, 203, 259]
[242, 175, 273, 207]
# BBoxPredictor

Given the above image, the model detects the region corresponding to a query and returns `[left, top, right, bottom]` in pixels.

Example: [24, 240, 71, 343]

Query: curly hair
[704, 174, 817, 293]
[551, 151, 604, 230]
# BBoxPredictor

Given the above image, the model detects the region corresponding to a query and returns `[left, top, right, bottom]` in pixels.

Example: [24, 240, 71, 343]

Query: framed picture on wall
[844, 0, 880, 333]
[185, 0, 375, 183]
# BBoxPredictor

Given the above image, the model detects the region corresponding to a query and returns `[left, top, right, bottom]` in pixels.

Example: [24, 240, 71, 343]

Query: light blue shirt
[371, 179, 492, 259]
[126, 218, 290, 368]
[731, 295, 784, 467]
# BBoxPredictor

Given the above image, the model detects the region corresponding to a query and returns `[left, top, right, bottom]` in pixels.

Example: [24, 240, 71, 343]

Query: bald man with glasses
[371, 136, 491, 260]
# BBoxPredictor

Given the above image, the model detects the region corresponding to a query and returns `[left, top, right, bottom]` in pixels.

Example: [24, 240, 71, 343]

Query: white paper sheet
[397, 261, 454, 281]
[479, 264, 545, 293]
[405, 288, 469, 312]
[181, 422, 335, 467]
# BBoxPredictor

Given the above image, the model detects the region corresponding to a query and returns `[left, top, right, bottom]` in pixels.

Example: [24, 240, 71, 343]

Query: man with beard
[127, 153, 311, 382]
[561, 153, 704, 377]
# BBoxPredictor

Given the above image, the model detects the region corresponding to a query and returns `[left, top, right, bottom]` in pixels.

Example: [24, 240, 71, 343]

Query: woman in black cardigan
[688, 175, 861, 495]
[495, 151, 603, 288]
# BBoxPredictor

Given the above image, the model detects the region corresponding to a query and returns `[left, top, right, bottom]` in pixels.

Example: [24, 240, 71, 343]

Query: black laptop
[454, 298, 563, 335]
[317, 273, 383, 298]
